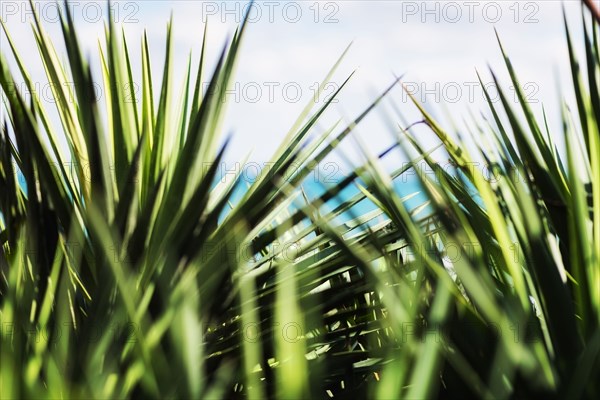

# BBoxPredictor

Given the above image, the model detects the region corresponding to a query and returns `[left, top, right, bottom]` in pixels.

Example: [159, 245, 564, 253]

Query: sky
[0, 0, 595, 179]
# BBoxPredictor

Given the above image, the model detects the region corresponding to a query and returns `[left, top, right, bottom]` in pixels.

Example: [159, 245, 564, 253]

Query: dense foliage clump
[0, 1, 598, 398]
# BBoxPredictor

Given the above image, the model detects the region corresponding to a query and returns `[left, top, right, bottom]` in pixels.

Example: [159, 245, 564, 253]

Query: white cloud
[1, 0, 587, 165]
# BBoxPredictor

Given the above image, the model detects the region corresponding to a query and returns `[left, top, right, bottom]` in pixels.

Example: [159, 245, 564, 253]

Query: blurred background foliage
[0, 1, 599, 398]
